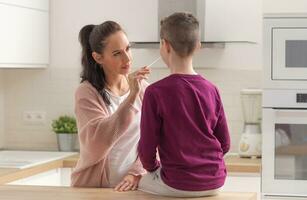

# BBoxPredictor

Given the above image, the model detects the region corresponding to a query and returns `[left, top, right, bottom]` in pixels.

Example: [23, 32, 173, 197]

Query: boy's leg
[138, 168, 174, 196]
[138, 168, 221, 197]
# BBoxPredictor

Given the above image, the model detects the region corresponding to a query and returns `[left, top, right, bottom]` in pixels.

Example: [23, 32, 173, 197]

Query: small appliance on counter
[238, 88, 262, 158]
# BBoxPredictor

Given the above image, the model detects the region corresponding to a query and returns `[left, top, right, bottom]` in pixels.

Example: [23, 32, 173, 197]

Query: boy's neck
[168, 54, 197, 75]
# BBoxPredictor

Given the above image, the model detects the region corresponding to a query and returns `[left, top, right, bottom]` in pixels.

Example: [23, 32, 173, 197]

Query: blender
[238, 89, 262, 158]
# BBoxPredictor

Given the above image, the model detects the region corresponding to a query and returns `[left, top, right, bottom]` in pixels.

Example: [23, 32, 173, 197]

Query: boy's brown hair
[160, 12, 200, 57]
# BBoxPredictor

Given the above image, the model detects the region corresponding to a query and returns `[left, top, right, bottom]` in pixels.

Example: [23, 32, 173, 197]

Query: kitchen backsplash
[0, 67, 261, 152]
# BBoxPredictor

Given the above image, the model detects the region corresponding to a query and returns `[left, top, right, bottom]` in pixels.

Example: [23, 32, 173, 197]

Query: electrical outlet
[23, 111, 46, 125]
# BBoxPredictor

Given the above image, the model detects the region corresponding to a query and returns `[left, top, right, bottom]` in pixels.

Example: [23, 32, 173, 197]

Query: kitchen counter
[224, 155, 261, 173]
[61, 154, 261, 173]
[276, 143, 307, 156]
[60, 154, 261, 173]
[0, 155, 78, 185]
[0, 154, 261, 185]
[0, 185, 257, 200]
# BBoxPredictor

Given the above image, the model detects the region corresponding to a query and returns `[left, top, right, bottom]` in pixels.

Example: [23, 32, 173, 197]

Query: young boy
[138, 12, 230, 197]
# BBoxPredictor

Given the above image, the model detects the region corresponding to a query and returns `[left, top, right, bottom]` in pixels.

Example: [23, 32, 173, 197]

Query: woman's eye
[126, 46, 131, 51]
[113, 52, 120, 56]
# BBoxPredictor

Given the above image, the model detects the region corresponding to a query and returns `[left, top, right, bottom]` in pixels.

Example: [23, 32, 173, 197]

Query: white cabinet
[119, 0, 260, 43]
[263, 0, 307, 14]
[204, 0, 260, 42]
[223, 174, 260, 200]
[0, 0, 49, 68]
[0, 0, 49, 10]
[119, 0, 158, 42]
[101, 0, 158, 42]
[8, 168, 72, 186]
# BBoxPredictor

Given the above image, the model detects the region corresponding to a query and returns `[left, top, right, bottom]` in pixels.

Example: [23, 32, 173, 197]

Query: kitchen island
[0, 154, 259, 200]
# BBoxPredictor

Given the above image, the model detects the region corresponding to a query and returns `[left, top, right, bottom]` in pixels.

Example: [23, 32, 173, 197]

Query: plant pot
[56, 133, 77, 152]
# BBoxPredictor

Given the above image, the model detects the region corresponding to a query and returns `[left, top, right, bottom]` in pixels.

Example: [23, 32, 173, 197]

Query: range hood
[132, 0, 213, 48]
[131, 0, 257, 49]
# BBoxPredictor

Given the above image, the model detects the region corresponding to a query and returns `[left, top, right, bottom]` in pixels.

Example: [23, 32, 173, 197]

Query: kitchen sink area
[0, 151, 77, 169]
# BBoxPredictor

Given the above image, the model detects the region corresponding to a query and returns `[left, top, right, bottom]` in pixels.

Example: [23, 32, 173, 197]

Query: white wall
[3, 69, 79, 150]
[0, 70, 4, 149]
[2, 0, 263, 152]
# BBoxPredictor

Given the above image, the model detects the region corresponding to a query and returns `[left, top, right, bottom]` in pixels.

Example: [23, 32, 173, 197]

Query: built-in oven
[262, 89, 307, 198]
[263, 13, 307, 90]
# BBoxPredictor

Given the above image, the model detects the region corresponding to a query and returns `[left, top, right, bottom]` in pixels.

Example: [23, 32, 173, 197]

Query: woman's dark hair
[79, 21, 123, 105]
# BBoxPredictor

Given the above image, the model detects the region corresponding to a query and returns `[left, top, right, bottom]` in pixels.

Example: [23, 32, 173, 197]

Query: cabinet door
[102, 0, 158, 42]
[0, 0, 49, 11]
[0, 3, 49, 68]
[204, 0, 260, 42]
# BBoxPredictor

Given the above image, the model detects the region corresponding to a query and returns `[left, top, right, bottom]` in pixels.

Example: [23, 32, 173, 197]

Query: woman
[71, 21, 150, 191]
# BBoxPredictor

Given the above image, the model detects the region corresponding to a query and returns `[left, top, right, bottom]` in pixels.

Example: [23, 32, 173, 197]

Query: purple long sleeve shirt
[138, 74, 230, 191]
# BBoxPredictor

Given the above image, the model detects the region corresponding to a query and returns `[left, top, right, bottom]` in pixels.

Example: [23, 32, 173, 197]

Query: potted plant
[52, 115, 77, 152]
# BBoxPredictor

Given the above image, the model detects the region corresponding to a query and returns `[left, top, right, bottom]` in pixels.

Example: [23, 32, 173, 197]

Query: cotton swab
[147, 56, 161, 67]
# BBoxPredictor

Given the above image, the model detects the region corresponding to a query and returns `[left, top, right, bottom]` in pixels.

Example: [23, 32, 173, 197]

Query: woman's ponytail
[78, 22, 122, 106]
[79, 24, 96, 78]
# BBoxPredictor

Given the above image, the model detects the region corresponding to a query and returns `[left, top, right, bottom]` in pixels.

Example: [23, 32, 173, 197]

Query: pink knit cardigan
[71, 81, 147, 187]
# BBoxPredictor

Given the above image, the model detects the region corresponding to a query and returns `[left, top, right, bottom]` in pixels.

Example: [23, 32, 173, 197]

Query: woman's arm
[114, 157, 146, 191]
[75, 83, 139, 167]
[127, 157, 146, 176]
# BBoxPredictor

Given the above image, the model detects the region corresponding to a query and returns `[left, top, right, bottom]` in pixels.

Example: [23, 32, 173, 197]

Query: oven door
[272, 28, 307, 80]
[262, 108, 307, 197]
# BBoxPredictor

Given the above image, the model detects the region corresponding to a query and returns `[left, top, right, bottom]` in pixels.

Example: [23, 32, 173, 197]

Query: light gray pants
[138, 168, 221, 198]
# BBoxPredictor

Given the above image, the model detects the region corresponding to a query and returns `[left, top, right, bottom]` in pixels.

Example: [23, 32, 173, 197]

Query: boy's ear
[92, 52, 104, 65]
[196, 41, 201, 50]
[163, 39, 171, 53]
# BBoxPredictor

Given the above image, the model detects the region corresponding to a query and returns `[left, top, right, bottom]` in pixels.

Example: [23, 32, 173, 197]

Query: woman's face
[96, 31, 132, 76]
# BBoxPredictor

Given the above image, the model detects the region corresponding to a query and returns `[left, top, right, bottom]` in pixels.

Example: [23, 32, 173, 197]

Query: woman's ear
[92, 52, 104, 65]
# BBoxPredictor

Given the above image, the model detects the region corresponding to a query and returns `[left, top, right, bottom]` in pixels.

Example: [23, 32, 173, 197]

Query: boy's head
[160, 12, 200, 58]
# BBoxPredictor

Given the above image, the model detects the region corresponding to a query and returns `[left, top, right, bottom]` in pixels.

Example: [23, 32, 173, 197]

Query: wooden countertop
[276, 143, 307, 156]
[0, 154, 261, 185]
[224, 155, 261, 174]
[0, 185, 257, 200]
[61, 154, 262, 173]
[58, 154, 262, 173]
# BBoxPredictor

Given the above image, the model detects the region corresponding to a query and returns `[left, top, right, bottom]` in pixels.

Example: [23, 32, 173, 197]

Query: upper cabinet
[204, 0, 260, 42]
[118, 0, 158, 42]
[96, 0, 158, 42]
[114, 0, 260, 43]
[0, 0, 49, 68]
[0, 0, 49, 10]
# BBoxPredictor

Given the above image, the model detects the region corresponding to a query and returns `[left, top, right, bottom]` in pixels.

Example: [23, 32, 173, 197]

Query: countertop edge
[0, 154, 261, 185]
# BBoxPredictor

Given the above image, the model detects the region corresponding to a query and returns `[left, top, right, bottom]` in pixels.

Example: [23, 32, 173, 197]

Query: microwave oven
[263, 13, 307, 89]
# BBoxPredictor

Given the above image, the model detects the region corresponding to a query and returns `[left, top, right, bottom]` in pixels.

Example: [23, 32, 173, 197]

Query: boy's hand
[114, 174, 141, 192]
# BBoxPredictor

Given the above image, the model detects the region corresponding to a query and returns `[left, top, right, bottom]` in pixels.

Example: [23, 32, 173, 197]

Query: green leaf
[51, 115, 77, 134]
